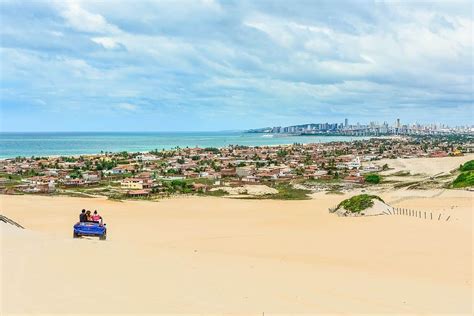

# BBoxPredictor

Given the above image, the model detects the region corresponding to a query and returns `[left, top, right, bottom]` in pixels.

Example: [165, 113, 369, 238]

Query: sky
[0, 0, 473, 132]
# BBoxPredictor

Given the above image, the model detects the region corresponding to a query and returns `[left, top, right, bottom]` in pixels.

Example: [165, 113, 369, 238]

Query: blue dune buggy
[73, 222, 107, 240]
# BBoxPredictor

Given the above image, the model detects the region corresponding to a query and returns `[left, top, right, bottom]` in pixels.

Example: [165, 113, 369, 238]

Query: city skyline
[1, 0, 473, 131]
[248, 117, 473, 136]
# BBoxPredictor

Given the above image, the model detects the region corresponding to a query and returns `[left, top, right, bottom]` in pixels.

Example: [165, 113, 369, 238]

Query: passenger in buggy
[79, 209, 86, 222]
[91, 210, 103, 225]
[79, 209, 103, 225]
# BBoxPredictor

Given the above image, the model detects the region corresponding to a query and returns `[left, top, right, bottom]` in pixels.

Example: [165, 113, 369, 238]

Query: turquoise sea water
[0, 132, 368, 158]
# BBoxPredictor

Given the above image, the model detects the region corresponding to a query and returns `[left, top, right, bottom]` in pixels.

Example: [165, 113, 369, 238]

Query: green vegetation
[452, 171, 474, 188]
[364, 173, 381, 184]
[95, 159, 117, 170]
[459, 160, 474, 172]
[450, 161, 474, 188]
[200, 189, 228, 197]
[267, 183, 310, 200]
[337, 194, 384, 213]
[203, 147, 220, 154]
[277, 149, 288, 158]
[161, 179, 194, 193]
[0, 173, 22, 181]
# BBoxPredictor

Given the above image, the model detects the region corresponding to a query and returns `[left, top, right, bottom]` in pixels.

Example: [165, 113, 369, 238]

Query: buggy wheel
[73, 232, 79, 238]
[99, 234, 107, 240]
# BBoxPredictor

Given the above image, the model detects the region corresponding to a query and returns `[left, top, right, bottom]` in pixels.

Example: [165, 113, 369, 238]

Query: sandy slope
[376, 154, 474, 176]
[1, 189, 472, 315]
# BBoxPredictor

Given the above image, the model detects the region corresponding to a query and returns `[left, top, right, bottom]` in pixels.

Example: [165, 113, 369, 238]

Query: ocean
[0, 132, 368, 158]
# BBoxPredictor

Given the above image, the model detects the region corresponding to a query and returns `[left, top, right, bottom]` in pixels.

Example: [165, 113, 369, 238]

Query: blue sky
[0, 0, 472, 131]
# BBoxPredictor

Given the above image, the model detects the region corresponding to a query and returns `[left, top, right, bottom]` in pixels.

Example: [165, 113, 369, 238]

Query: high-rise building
[397, 118, 400, 128]
[344, 118, 348, 127]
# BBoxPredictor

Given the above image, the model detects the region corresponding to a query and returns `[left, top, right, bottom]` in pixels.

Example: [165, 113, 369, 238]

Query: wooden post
[446, 216, 450, 221]
[438, 214, 442, 220]
[424, 211, 426, 219]
[431, 212, 433, 220]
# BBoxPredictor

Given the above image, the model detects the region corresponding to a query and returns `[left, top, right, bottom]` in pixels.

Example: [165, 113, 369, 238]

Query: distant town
[1, 134, 472, 200]
[247, 119, 474, 136]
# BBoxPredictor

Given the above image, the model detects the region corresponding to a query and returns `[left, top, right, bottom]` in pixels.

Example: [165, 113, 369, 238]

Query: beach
[1, 188, 472, 314]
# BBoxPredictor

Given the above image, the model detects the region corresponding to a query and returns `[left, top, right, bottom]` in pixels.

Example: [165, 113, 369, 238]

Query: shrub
[459, 160, 474, 172]
[364, 174, 381, 184]
[337, 194, 384, 213]
[452, 171, 474, 188]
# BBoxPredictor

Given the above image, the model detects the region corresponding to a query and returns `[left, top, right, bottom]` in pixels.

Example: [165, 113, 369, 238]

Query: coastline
[0, 132, 374, 159]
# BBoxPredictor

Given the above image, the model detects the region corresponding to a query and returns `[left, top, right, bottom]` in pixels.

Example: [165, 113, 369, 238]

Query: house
[451, 149, 463, 156]
[430, 151, 448, 158]
[111, 165, 136, 174]
[121, 178, 154, 190]
[63, 178, 85, 187]
[347, 157, 361, 169]
[82, 172, 101, 184]
[242, 175, 259, 182]
[236, 166, 255, 178]
[23, 176, 56, 193]
[183, 170, 199, 178]
[362, 164, 380, 173]
[220, 168, 236, 177]
[135, 154, 158, 162]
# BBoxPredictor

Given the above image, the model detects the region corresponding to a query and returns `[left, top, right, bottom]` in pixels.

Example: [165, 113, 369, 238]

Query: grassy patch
[107, 193, 126, 201]
[337, 194, 384, 213]
[267, 183, 310, 200]
[199, 189, 229, 197]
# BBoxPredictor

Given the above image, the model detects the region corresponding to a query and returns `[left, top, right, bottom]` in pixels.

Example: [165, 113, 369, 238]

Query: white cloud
[1, 0, 473, 128]
[91, 37, 120, 49]
[116, 103, 138, 111]
[55, 0, 120, 34]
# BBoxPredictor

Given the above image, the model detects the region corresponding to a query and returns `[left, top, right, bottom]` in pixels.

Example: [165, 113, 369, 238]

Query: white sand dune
[376, 154, 474, 176]
[1, 189, 472, 314]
